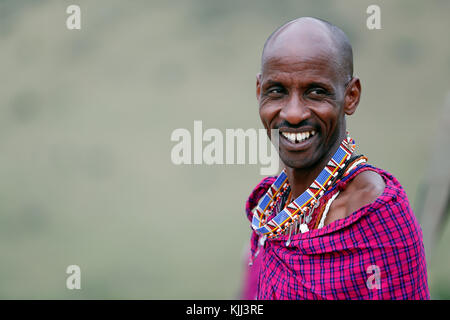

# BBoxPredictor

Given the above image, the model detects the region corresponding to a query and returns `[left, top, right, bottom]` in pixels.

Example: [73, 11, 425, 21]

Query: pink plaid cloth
[244, 165, 430, 300]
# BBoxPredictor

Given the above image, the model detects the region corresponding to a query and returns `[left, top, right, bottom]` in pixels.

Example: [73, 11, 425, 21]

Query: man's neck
[285, 132, 346, 200]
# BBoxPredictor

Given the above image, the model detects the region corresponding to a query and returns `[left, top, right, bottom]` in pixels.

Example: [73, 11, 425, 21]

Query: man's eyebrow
[262, 78, 336, 91]
[306, 81, 334, 91]
[262, 79, 284, 87]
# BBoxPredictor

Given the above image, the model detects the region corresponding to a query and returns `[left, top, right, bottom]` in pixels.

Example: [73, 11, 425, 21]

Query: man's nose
[280, 93, 311, 125]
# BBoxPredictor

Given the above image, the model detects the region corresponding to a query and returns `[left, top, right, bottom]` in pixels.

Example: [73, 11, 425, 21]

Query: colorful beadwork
[251, 133, 356, 238]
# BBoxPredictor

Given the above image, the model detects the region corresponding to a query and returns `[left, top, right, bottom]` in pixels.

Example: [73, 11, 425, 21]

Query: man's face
[257, 43, 351, 170]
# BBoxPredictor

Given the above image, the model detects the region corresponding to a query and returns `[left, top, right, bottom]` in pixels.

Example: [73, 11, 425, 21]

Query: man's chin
[280, 157, 317, 170]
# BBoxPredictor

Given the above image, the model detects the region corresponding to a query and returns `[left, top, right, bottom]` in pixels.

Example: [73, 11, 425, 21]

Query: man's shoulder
[340, 165, 411, 214]
[346, 169, 386, 202]
[325, 168, 385, 225]
[326, 165, 410, 226]
[247, 176, 276, 201]
[245, 175, 277, 219]
[343, 166, 423, 246]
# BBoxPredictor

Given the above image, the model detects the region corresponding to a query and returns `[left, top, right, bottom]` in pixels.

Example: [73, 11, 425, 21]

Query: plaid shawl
[244, 164, 430, 300]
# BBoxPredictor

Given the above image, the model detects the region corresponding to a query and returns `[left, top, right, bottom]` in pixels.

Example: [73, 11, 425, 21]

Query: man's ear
[344, 77, 361, 116]
[256, 73, 262, 103]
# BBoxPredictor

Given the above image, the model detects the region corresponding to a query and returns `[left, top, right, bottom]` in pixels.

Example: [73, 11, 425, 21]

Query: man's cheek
[259, 111, 271, 130]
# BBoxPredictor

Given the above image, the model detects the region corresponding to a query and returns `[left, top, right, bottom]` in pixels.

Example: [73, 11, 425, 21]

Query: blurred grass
[0, 0, 449, 299]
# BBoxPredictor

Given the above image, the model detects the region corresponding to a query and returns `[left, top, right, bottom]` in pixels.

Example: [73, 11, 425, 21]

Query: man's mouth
[280, 130, 316, 144]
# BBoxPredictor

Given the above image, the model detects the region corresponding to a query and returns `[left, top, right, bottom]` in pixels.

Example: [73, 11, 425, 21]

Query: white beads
[300, 224, 309, 233]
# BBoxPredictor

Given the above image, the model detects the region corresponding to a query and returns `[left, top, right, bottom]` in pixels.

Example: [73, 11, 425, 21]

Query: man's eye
[267, 87, 284, 95]
[306, 88, 332, 100]
[309, 88, 327, 95]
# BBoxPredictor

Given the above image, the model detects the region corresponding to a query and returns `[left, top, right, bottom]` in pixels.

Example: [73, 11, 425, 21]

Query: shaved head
[261, 17, 353, 83]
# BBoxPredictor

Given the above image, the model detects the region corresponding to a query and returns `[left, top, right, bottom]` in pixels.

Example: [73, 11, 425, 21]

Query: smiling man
[244, 17, 430, 300]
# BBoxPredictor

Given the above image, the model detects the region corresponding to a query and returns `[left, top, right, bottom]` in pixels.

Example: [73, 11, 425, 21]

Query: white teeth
[284, 133, 293, 143]
[289, 133, 295, 141]
[282, 130, 316, 143]
[281, 132, 293, 142]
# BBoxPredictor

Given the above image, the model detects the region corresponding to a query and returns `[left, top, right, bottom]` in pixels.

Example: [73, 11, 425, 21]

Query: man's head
[257, 17, 361, 169]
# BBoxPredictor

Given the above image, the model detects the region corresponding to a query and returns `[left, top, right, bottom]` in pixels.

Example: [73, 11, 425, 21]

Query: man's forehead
[262, 50, 338, 72]
[261, 45, 341, 84]
[261, 56, 341, 88]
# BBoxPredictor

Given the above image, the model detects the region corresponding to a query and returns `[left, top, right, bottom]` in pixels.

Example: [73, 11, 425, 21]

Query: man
[243, 17, 429, 300]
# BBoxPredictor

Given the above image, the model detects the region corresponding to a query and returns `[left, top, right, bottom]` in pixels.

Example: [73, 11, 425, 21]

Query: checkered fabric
[245, 164, 430, 300]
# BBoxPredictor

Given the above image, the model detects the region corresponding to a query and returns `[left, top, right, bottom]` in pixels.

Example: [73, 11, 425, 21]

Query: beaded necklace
[251, 133, 356, 239]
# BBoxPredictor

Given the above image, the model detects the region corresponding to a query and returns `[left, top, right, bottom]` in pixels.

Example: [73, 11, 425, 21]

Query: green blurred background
[0, 0, 449, 299]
